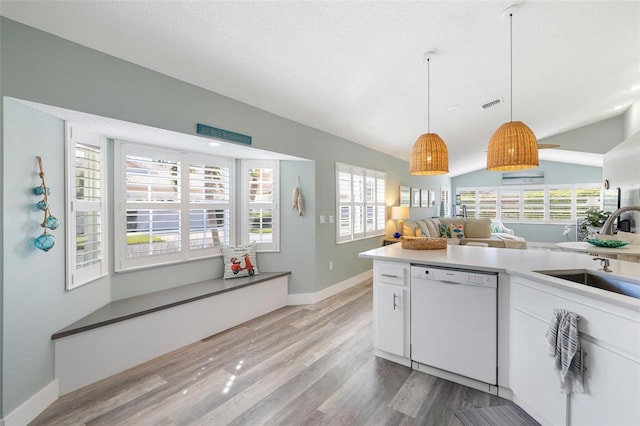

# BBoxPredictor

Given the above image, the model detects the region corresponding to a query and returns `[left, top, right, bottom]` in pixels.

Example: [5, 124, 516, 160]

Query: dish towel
[545, 308, 584, 394]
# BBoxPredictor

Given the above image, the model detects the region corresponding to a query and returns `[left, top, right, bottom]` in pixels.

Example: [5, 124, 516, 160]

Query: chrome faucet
[593, 257, 612, 272]
[600, 205, 640, 235]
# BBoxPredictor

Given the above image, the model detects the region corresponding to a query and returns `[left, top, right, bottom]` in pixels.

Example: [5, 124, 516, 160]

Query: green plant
[580, 209, 611, 238]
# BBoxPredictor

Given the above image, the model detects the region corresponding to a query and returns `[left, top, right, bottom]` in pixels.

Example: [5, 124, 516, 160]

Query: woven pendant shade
[410, 133, 449, 175]
[486, 121, 538, 171]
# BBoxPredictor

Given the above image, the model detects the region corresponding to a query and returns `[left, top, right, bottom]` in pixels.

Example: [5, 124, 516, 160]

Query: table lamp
[391, 206, 410, 237]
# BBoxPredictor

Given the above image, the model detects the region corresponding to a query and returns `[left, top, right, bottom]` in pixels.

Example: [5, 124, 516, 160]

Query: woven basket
[401, 236, 447, 250]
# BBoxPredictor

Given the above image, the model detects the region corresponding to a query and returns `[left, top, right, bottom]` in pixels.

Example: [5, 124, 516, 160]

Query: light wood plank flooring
[32, 278, 508, 425]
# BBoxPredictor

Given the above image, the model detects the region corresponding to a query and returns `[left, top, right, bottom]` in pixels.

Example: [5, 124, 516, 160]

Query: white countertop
[359, 243, 640, 311]
[556, 241, 640, 256]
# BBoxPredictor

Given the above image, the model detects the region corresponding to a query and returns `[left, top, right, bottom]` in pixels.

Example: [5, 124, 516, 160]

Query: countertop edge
[361, 245, 640, 312]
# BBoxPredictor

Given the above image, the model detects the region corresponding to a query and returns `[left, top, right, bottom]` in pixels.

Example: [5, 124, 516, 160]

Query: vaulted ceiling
[2, 1, 639, 175]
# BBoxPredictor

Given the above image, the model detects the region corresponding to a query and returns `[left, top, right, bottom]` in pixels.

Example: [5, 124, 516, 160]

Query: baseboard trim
[2, 379, 58, 426]
[287, 269, 372, 305]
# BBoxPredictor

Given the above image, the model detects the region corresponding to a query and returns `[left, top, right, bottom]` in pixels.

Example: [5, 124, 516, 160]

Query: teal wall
[0, 17, 453, 415]
[452, 161, 604, 243]
[2, 99, 113, 414]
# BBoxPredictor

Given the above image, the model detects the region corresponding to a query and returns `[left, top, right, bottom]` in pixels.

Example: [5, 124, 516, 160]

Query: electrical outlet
[329, 215, 334, 223]
[329, 261, 333, 270]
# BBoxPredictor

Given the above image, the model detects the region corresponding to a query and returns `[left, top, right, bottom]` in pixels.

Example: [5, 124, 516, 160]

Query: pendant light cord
[509, 12, 513, 122]
[427, 57, 431, 133]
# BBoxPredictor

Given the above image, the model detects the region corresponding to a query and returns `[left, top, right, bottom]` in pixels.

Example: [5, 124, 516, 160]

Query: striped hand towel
[545, 308, 584, 394]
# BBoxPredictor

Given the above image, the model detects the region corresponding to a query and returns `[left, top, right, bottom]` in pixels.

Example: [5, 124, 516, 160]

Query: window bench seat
[52, 272, 290, 395]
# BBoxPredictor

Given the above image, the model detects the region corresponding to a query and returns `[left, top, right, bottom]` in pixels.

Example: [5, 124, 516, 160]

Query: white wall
[604, 97, 640, 231]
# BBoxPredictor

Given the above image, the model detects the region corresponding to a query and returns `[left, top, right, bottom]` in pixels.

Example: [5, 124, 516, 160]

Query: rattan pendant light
[486, 10, 538, 171]
[410, 53, 449, 175]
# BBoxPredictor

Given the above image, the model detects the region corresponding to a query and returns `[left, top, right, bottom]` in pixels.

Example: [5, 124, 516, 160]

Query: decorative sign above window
[197, 123, 252, 146]
[502, 171, 544, 185]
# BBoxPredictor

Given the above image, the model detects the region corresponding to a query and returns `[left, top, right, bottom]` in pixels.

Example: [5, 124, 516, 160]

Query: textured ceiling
[2, 1, 639, 175]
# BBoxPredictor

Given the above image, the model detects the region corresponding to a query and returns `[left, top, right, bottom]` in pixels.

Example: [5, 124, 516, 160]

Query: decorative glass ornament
[35, 233, 56, 252]
[36, 200, 48, 210]
[33, 186, 51, 196]
[45, 216, 61, 230]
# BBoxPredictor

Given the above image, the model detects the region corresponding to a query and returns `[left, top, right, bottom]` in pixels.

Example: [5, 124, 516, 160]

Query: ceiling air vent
[481, 97, 503, 110]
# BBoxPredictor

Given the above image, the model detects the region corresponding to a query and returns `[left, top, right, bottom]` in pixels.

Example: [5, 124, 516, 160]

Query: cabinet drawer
[511, 277, 640, 358]
[376, 262, 407, 286]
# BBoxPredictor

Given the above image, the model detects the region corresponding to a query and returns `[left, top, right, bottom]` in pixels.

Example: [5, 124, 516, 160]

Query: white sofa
[402, 217, 526, 249]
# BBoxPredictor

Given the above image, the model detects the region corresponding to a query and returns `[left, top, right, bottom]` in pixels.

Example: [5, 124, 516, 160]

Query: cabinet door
[374, 283, 405, 356]
[510, 309, 568, 425]
[570, 339, 640, 426]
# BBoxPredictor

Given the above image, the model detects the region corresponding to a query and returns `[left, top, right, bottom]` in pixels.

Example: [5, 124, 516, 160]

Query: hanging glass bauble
[45, 216, 60, 230]
[36, 200, 48, 210]
[33, 186, 51, 196]
[35, 233, 56, 252]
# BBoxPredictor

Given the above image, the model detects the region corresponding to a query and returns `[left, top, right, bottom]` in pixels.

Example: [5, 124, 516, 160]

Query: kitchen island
[359, 243, 640, 426]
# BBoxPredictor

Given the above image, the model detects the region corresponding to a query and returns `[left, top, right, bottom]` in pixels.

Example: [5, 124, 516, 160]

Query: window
[522, 187, 545, 221]
[548, 186, 573, 222]
[115, 142, 234, 271]
[241, 160, 280, 251]
[499, 189, 520, 221]
[477, 189, 498, 219]
[440, 186, 451, 217]
[457, 189, 477, 219]
[456, 183, 602, 224]
[65, 124, 107, 289]
[336, 163, 386, 243]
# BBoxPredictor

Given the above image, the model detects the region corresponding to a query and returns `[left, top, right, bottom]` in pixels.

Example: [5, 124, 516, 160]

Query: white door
[374, 283, 404, 356]
[569, 339, 640, 426]
[510, 308, 568, 425]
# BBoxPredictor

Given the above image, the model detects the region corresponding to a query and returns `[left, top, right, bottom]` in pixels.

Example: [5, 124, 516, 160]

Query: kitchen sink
[535, 269, 640, 300]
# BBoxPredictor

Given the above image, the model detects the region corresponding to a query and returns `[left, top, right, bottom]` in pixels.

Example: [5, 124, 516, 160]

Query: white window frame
[65, 124, 108, 290]
[240, 159, 280, 252]
[456, 183, 602, 224]
[440, 186, 451, 217]
[336, 163, 386, 244]
[114, 141, 235, 272]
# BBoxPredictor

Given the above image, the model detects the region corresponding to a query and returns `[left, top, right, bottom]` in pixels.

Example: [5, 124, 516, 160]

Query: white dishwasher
[411, 265, 498, 387]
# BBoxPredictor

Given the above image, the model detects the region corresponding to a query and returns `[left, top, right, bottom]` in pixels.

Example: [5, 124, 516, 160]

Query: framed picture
[411, 187, 421, 207]
[429, 190, 436, 207]
[420, 189, 429, 207]
[399, 186, 410, 207]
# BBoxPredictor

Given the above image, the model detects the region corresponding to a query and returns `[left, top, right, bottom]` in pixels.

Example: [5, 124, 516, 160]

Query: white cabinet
[570, 339, 640, 426]
[510, 308, 568, 425]
[373, 260, 410, 365]
[375, 283, 405, 355]
[510, 276, 640, 426]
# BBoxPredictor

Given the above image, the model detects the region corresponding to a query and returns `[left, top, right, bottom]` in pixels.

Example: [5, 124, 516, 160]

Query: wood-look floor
[32, 279, 508, 425]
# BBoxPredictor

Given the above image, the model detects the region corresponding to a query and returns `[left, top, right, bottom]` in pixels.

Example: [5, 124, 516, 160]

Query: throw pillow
[491, 224, 502, 233]
[417, 222, 431, 238]
[221, 242, 260, 279]
[439, 224, 450, 238]
[465, 218, 492, 238]
[448, 224, 465, 239]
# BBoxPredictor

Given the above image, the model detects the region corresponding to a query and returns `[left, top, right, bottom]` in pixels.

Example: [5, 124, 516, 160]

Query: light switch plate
[320, 215, 326, 224]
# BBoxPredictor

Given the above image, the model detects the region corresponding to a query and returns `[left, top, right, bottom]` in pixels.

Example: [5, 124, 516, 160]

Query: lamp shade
[486, 121, 539, 171]
[391, 206, 410, 220]
[410, 133, 449, 175]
